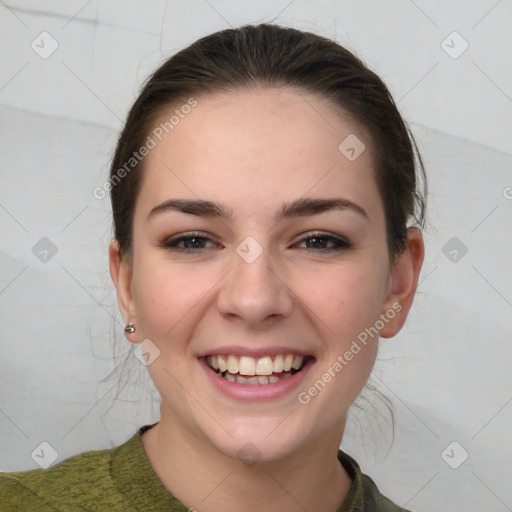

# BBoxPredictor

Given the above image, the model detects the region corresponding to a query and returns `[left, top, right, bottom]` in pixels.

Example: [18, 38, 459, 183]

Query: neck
[141, 406, 352, 512]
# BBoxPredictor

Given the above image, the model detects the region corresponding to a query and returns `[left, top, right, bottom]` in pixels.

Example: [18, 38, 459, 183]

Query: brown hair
[109, 23, 426, 258]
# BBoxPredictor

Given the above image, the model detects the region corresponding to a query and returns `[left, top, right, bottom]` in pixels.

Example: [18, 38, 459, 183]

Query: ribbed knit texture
[0, 424, 411, 511]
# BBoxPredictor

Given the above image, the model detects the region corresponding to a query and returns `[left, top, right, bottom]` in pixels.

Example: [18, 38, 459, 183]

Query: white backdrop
[1, 1, 511, 511]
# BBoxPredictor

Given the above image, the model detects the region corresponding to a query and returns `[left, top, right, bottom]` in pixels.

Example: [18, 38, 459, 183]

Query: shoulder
[0, 436, 134, 512]
[0, 473, 55, 511]
[359, 473, 412, 512]
[337, 450, 413, 512]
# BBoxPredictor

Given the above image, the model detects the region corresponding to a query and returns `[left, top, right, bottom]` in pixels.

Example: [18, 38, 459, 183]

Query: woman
[0, 24, 425, 511]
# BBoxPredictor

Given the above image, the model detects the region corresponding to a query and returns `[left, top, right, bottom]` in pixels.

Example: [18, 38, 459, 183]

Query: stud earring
[124, 323, 136, 333]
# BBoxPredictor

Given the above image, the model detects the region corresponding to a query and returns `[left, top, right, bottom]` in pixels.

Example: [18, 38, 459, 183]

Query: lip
[196, 346, 313, 359]
[198, 356, 315, 402]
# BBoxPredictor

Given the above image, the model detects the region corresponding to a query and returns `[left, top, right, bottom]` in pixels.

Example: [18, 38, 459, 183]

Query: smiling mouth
[203, 354, 314, 385]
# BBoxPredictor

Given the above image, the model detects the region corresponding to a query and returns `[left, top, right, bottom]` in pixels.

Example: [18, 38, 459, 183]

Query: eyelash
[161, 231, 351, 253]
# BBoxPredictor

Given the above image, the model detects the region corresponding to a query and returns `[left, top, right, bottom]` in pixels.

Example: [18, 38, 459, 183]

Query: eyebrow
[147, 197, 368, 222]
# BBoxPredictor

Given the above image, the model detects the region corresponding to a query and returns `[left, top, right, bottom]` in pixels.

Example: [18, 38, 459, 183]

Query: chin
[201, 414, 313, 466]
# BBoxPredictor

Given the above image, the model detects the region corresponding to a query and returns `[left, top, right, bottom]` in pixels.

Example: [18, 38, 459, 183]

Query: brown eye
[296, 233, 351, 251]
[162, 232, 219, 251]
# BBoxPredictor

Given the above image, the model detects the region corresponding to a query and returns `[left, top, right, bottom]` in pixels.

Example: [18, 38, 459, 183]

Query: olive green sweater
[0, 424, 411, 511]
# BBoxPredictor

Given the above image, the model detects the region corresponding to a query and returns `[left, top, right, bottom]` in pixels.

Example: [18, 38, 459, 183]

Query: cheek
[294, 262, 386, 399]
[295, 262, 387, 344]
[297, 267, 384, 406]
[304, 268, 382, 396]
[131, 257, 215, 344]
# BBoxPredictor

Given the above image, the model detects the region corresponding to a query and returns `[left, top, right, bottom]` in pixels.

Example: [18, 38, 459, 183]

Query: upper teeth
[207, 354, 305, 376]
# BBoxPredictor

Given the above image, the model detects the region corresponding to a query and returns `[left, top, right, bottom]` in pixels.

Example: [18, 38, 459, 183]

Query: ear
[109, 240, 139, 343]
[379, 227, 424, 338]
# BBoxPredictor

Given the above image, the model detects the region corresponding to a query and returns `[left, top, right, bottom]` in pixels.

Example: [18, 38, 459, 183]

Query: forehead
[136, 87, 381, 221]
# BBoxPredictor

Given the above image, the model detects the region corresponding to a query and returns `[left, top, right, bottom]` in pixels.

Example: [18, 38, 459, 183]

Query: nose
[216, 244, 294, 326]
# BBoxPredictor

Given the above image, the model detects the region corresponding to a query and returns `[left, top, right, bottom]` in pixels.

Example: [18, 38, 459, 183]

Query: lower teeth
[218, 368, 302, 385]
[222, 372, 291, 385]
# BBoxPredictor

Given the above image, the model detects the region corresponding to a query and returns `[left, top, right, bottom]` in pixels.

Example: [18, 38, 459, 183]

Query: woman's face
[112, 87, 418, 462]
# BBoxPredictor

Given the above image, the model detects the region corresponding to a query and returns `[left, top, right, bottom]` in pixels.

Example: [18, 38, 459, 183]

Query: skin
[109, 87, 424, 511]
